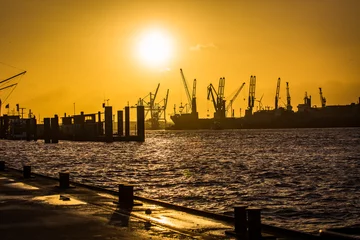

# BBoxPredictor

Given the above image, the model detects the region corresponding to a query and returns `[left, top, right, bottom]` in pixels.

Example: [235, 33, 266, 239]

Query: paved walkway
[0, 169, 234, 240]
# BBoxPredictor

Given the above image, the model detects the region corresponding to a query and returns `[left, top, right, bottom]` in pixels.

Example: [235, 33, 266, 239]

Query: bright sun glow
[136, 30, 172, 67]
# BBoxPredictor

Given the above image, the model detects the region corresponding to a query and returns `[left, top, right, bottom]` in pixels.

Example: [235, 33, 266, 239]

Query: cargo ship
[169, 72, 360, 130]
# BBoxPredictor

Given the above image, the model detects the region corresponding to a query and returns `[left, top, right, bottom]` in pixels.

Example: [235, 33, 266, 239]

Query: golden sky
[1, 0, 359, 119]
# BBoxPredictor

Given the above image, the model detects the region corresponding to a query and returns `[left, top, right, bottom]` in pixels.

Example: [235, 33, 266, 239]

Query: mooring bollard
[234, 205, 248, 238]
[23, 166, 31, 178]
[59, 172, 70, 188]
[118, 184, 134, 207]
[247, 208, 262, 240]
[0, 161, 5, 171]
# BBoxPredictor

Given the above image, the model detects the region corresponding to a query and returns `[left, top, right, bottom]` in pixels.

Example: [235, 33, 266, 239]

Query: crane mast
[226, 82, 245, 117]
[207, 78, 226, 119]
[191, 79, 197, 114]
[275, 77, 281, 110]
[319, 87, 326, 107]
[246, 75, 256, 116]
[180, 68, 192, 111]
[286, 82, 292, 111]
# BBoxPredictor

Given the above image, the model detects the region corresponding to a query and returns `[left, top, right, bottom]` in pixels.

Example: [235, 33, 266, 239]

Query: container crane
[275, 77, 281, 110]
[225, 82, 245, 117]
[319, 87, 326, 107]
[286, 82, 292, 111]
[245, 75, 256, 116]
[180, 68, 192, 112]
[207, 77, 226, 119]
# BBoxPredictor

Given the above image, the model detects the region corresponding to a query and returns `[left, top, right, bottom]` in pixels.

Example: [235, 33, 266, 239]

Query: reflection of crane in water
[136, 83, 169, 129]
[0, 70, 26, 116]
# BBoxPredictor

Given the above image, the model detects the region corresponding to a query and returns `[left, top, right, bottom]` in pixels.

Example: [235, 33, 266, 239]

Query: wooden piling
[137, 106, 145, 141]
[117, 110, 123, 136]
[43, 118, 51, 143]
[51, 115, 59, 143]
[104, 106, 113, 142]
[125, 106, 130, 137]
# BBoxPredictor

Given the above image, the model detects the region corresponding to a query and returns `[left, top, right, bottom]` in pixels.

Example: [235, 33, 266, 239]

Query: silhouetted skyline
[1, 0, 359, 118]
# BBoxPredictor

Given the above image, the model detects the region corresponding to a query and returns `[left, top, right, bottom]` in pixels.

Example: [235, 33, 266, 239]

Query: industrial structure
[136, 84, 169, 129]
[170, 73, 360, 130]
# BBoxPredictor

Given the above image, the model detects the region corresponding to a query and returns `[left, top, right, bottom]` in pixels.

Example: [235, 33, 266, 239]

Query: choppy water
[1, 128, 360, 233]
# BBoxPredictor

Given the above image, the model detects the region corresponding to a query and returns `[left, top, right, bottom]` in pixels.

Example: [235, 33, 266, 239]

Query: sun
[136, 30, 173, 67]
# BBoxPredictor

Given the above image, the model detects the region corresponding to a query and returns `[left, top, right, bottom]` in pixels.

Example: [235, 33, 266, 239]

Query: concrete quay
[0, 166, 321, 240]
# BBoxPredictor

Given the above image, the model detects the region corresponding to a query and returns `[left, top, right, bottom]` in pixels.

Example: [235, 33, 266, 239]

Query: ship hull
[170, 104, 360, 130]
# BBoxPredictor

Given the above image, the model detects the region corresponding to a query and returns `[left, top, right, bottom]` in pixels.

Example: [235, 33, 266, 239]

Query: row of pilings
[0, 105, 145, 143]
[42, 105, 145, 143]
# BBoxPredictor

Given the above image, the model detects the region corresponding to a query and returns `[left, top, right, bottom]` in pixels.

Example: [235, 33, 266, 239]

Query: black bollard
[247, 208, 262, 240]
[234, 205, 248, 238]
[23, 166, 31, 178]
[118, 184, 134, 207]
[59, 172, 70, 188]
[0, 161, 5, 171]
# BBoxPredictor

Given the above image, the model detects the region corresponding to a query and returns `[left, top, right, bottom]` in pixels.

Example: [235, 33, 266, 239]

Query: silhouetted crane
[226, 82, 245, 117]
[286, 82, 293, 111]
[275, 77, 281, 110]
[319, 87, 326, 107]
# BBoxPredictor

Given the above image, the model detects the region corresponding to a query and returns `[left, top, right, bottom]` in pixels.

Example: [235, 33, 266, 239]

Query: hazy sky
[1, 0, 359, 119]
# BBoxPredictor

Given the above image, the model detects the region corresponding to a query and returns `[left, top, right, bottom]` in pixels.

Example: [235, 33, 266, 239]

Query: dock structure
[0, 166, 325, 240]
[0, 105, 145, 143]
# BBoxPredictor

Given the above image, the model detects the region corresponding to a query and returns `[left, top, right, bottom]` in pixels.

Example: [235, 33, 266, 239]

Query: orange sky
[1, 0, 359, 120]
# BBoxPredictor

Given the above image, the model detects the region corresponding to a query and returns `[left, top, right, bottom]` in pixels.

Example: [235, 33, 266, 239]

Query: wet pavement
[0, 169, 236, 240]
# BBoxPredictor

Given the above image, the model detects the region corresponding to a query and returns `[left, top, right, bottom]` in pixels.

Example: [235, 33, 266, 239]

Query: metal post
[247, 208, 262, 240]
[59, 172, 70, 188]
[234, 205, 248, 237]
[0, 161, 5, 171]
[23, 166, 31, 178]
[118, 184, 134, 207]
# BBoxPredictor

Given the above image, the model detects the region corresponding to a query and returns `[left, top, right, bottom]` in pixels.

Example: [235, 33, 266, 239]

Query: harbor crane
[207, 77, 226, 119]
[286, 82, 293, 111]
[319, 87, 326, 107]
[0, 70, 26, 116]
[225, 82, 245, 117]
[275, 77, 281, 110]
[179, 68, 197, 114]
[136, 84, 169, 129]
[245, 75, 256, 117]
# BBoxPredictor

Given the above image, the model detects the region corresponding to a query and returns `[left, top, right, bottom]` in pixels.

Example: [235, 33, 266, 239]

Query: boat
[169, 101, 360, 130]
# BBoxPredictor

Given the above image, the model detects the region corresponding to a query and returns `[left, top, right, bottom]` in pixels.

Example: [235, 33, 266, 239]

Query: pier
[0, 163, 328, 240]
[0, 105, 145, 143]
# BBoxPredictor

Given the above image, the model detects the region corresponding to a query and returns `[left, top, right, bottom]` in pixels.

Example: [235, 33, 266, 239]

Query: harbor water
[1, 128, 359, 233]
